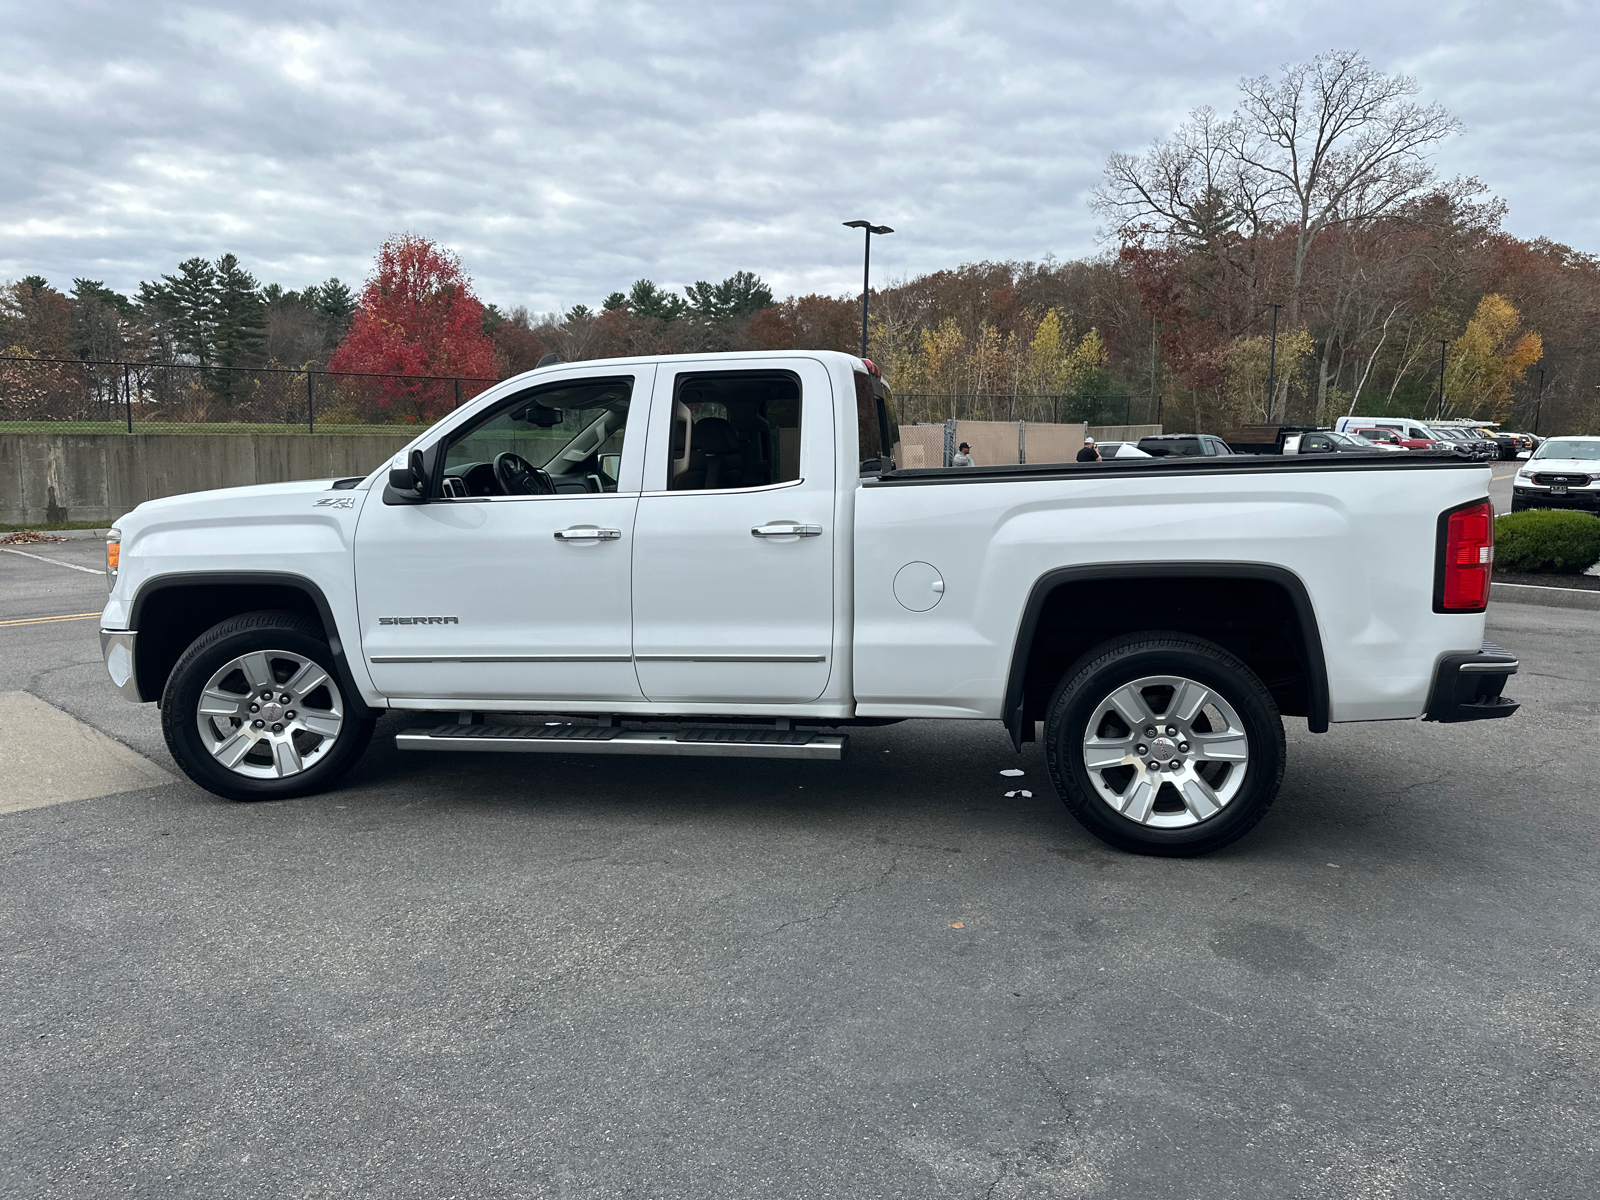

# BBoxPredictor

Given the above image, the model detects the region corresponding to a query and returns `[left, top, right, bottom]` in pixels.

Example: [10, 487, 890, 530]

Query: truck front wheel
[160, 611, 376, 802]
[1044, 633, 1285, 856]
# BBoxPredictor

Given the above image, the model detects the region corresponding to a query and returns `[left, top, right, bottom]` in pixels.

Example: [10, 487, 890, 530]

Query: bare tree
[1231, 51, 1458, 328]
[1097, 51, 1460, 414]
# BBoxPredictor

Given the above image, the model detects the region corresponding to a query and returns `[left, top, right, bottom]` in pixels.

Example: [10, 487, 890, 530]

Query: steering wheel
[494, 452, 555, 496]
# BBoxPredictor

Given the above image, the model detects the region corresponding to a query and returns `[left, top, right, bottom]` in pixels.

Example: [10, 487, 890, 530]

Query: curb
[1491, 582, 1600, 611]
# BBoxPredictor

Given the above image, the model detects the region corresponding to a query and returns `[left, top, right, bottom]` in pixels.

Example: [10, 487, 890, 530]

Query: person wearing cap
[1076, 436, 1101, 463]
[952, 441, 974, 467]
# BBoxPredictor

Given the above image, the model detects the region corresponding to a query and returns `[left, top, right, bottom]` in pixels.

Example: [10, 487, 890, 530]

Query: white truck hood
[1521, 457, 1600, 475]
[115, 477, 365, 528]
[103, 478, 373, 631]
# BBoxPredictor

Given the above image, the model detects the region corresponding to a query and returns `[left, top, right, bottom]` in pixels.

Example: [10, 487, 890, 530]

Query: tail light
[1434, 499, 1493, 612]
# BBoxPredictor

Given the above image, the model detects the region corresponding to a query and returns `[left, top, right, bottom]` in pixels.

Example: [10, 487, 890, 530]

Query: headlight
[106, 528, 121, 592]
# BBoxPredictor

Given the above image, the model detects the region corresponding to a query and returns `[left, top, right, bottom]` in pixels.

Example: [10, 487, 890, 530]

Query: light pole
[1262, 303, 1283, 422]
[1533, 368, 1545, 436]
[843, 220, 893, 358]
[1436, 340, 1449, 419]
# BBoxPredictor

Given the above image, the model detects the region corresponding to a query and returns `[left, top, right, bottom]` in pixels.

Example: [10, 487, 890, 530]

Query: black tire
[161, 610, 376, 802]
[1044, 633, 1285, 857]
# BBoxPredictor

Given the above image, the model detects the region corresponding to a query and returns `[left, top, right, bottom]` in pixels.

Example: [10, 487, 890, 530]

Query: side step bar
[396, 723, 849, 761]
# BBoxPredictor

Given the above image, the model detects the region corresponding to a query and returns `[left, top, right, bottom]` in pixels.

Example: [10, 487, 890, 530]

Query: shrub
[1495, 509, 1600, 574]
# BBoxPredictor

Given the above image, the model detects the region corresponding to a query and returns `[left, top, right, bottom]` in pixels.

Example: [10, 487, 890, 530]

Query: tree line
[3, 51, 1596, 433]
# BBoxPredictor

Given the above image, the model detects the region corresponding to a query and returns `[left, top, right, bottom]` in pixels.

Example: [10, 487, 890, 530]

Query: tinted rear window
[1140, 438, 1201, 455]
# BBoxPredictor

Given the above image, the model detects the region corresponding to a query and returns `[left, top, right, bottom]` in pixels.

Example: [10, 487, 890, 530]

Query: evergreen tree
[68, 279, 136, 362]
[311, 278, 355, 335]
[627, 279, 687, 322]
[685, 271, 773, 320]
[212, 253, 265, 373]
[139, 257, 218, 366]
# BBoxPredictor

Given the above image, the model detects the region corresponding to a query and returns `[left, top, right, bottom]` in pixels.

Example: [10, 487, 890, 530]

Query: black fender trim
[127, 571, 382, 717]
[1001, 562, 1331, 751]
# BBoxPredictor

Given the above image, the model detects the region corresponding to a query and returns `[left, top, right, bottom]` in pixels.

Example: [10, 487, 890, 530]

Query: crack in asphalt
[1330, 771, 1451, 829]
[763, 852, 901, 935]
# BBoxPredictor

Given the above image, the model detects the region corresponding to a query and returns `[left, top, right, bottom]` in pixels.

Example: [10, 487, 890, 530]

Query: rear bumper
[1423, 640, 1518, 723]
[100, 630, 146, 704]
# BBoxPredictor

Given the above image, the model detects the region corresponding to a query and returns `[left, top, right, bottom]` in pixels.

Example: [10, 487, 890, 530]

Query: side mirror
[385, 448, 430, 504]
[598, 453, 622, 482]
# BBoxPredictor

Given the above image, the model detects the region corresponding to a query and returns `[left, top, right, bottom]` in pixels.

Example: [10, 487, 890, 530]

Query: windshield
[1533, 439, 1600, 461]
[1329, 431, 1369, 447]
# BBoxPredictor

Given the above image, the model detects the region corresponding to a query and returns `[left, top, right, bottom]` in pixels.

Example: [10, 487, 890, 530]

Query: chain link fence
[891, 392, 1158, 428]
[0, 356, 500, 433]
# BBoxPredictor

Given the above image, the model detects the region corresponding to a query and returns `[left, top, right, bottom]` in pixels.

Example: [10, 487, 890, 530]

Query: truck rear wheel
[1044, 633, 1284, 856]
[160, 611, 376, 802]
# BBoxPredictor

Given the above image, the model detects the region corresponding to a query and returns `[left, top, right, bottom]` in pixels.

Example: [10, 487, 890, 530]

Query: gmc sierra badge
[379, 616, 460, 625]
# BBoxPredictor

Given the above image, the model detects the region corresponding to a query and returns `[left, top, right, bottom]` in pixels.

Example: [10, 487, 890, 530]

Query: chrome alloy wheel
[1080, 674, 1250, 828]
[195, 650, 344, 779]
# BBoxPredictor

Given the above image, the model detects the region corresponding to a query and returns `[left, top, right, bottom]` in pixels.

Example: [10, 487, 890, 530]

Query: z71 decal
[314, 496, 356, 508]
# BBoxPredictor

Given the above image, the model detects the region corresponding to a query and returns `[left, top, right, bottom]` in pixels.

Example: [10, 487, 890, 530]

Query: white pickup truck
[100, 351, 1519, 855]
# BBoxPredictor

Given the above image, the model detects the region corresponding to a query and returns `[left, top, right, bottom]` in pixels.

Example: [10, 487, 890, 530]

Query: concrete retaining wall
[0, 432, 416, 525]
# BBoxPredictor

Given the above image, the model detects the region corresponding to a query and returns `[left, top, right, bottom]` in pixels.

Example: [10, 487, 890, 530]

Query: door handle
[751, 523, 823, 538]
[554, 527, 622, 541]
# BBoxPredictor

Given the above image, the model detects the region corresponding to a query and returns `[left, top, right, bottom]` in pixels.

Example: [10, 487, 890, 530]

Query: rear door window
[665, 371, 802, 491]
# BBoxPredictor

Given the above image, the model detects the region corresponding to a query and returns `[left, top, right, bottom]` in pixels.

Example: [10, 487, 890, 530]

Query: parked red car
[1351, 426, 1433, 450]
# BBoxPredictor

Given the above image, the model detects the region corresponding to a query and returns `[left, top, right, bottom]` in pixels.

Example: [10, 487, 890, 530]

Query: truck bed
[871, 452, 1478, 485]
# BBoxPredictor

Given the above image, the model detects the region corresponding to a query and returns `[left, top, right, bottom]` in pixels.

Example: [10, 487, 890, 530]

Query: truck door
[629, 359, 836, 704]
[354, 368, 652, 703]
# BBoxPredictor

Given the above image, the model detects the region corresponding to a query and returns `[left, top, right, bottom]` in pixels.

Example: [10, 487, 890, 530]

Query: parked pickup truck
[100, 351, 1519, 856]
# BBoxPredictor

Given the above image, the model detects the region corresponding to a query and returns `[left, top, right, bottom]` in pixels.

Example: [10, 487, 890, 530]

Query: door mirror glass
[384, 447, 432, 505]
[598, 453, 622, 483]
[388, 449, 428, 494]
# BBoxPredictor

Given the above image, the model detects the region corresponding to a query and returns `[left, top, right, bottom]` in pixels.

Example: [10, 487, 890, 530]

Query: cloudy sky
[2, 0, 1595, 313]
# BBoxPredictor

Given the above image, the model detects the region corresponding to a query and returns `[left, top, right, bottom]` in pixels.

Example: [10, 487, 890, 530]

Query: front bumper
[1423, 640, 1518, 723]
[100, 630, 146, 703]
[1512, 486, 1600, 512]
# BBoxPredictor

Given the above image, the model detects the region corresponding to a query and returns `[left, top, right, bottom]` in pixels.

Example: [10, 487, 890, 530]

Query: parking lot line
[0, 612, 103, 628]
[0, 547, 105, 575]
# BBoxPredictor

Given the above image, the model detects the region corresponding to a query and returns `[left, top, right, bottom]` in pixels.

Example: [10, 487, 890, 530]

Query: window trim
[639, 476, 806, 501]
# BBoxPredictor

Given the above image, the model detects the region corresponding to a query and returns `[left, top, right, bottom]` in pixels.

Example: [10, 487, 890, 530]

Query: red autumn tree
[327, 234, 498, 420]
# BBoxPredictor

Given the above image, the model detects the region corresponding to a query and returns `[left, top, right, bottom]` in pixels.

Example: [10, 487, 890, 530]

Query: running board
[395, 723, 849, 761]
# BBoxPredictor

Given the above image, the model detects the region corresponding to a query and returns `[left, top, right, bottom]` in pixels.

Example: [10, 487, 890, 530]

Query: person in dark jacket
[1076, 437, 1101, 463]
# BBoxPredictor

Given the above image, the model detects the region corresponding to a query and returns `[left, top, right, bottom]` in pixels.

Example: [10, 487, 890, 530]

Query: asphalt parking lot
[2, 537, 1597, 1199]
